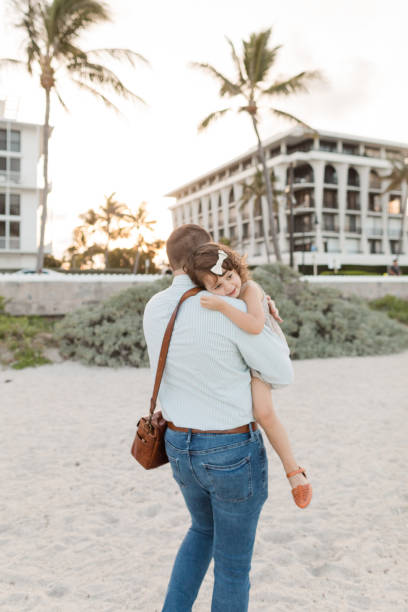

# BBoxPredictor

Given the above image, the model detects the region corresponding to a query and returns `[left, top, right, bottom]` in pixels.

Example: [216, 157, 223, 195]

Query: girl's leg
[251, 377, 308, 489]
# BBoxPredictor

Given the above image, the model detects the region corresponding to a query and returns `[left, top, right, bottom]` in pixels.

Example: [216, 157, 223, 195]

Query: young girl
[184, 242, 312, 509]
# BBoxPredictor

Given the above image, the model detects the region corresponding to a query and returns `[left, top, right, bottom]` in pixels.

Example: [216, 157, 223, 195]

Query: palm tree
[383, 153, 408, 256]
[1, 0, 148, 272]
[239, 168, 283, 262]
[192, 28, 320, 262]
[125, 201, 156, 273]
[96, 193, 131, 268]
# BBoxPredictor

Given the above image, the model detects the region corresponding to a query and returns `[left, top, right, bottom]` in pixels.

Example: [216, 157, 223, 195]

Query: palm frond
[53, 85, 69, 111]
[262, 70, 321, 96]
[67, 61, 146, 104]
[87, 48, 149, 66]
[190, 62, 242, 97]
[12, 0, 42, 71]
[70, 78, 120, 112]
[225, 37, 245, 85]
[47, 0, 110, 48]
[242, 29, 280, 86]
[198, 108, 232, 132]
[0, 58, 25, 68]
[269, 107, 315, 132]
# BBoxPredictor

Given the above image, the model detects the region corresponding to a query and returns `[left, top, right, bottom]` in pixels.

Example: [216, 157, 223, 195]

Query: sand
[1, 351, 407, 611]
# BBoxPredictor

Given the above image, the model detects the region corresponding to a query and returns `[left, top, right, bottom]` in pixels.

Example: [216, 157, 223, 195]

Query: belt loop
[186, 428, 192, 445]
[249, 421, 255, 440]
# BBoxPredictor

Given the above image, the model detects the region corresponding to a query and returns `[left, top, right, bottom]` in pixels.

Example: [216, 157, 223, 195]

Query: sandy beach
[1, 351, 407, 611]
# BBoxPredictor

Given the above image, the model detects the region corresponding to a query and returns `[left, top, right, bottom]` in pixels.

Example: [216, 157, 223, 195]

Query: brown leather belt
[167, 421, 258, 434]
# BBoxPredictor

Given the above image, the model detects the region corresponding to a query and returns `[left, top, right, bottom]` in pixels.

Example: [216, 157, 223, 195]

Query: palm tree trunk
[132, 249, 140, 274]
[36, 88, 51, 273]
[257, 196, 271, 263]
[398, 181, 407, 255]
[250, 115, 282, 262]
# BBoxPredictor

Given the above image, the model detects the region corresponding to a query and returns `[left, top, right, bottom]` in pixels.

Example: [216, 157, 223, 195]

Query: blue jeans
[162, 423, 268, 612]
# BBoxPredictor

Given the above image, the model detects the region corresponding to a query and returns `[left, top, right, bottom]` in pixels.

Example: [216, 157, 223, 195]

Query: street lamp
[285, 162, 295, 268]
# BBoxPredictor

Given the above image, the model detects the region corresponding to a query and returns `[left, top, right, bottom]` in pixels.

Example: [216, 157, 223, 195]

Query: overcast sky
[1, 0, 408, 257]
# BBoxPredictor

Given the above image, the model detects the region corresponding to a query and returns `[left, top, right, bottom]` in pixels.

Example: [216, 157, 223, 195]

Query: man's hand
[266, 295, 283, 323]
[200, 294, 225, 312]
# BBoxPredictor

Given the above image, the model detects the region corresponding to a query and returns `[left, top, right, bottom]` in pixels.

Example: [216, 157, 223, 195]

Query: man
[389, 258, 401, 276]
[143, 224, 293, 612]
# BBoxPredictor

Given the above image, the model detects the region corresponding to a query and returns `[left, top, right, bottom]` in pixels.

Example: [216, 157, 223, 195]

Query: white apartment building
[0, 106, 46, 270]
[168, 127, 408, 270]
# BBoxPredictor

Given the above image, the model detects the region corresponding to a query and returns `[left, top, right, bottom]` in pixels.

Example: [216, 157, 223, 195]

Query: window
[10, 130, 21, 152]
[0, 157, 6, 171]
[294, 214, 313, 233]
[198, 200, 202, 217]
[322, 214, 338, 231]
[388, 195, 401, 214]
[347, 191, 360, 210]
[320, 140, 337, 152]
[386, 149, 401, 161]
[241, 203, 249, 220]
[269, 146, 280, 158]
[242, 222, 249, 239]
[255, 219, 263, 238]
[0, 193, 5, 215]
[10, 194, 21, 215]
[324, 164, 337, 184]
[228, 187, 234, 203]
[345, 215, 360, 232]
[10, 158, 20, 172]
[368, 193, 381, 212]
[323, 189, 338, 208]
[390, 240, 400, 254]
[242, 157, 252, 170]
[347, 167, 360, 187]
[294, 188, 314, 208]
[0, 129, 6, 150]
[218, 227, 224, 239]
[291, 163, 314, 184]
[342, 142, 358, 155]
[369, 170, 381, 190]
[10, 220, 20, 249]
[368, 239, 382, 254]
[254, 198, 262, 217]
[0, 220, 5, 248]
[287, 139, 313, 154]
[365, 146, 380, 158]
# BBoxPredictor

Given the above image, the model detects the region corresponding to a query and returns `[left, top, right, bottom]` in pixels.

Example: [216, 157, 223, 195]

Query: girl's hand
[200, 294, 225, 311]
[266, 295, 283, 323]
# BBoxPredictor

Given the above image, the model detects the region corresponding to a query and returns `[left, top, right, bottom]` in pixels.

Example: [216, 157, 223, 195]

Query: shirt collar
[171, 274, 196, 289]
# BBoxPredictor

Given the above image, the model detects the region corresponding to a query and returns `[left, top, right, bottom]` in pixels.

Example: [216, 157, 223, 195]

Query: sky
[1, 0, 408, 259]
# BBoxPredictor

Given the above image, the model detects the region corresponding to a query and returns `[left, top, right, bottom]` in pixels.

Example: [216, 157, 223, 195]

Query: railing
[0, 170, 20, 184]
[322, 225, 340, 232]
[345, 227, 362, 234]
[367, 228, 383, 236]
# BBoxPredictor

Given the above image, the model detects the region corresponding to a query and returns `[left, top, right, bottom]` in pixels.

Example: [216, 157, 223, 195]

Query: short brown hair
[166, 224, 212, 270]
[184, 242, 249, 287]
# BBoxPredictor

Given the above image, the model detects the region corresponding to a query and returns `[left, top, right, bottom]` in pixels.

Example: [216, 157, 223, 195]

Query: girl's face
[202, 269, 242, 298]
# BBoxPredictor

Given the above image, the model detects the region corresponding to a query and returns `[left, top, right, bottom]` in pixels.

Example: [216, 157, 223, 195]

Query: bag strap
[148, 286, 201, 422]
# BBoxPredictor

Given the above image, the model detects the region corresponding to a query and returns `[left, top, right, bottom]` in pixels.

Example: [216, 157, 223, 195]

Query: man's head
[393, 258, 398, 264]
[166, 224, 212, 272]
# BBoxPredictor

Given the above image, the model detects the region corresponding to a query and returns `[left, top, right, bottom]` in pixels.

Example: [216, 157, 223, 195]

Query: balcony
[345, 227, 362, 234]
[388, 228, 402, 238]
[0, 170, 21, 184]
[367, 228, 383, 236]
[322, 225, 340, 232]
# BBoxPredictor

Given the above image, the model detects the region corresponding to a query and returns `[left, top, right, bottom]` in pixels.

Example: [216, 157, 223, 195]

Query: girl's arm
[200, 281, 265, 334]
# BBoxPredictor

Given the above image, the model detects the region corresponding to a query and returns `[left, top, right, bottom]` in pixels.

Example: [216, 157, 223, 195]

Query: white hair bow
[210, 250, 228, 275]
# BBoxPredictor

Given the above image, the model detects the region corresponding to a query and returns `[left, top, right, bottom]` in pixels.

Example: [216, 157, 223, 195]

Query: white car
[13, 268, 63, 276]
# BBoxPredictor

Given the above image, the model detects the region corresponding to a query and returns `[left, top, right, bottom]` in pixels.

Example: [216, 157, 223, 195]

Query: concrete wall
[0, 274, 406, 316]
[0, 274, 160, 315]
[303, 276, 408, 300]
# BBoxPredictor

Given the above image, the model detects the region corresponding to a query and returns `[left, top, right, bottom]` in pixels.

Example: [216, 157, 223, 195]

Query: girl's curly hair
[184, 242, 249, 288]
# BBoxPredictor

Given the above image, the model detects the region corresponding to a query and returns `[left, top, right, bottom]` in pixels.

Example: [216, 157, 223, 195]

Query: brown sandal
[286, 466, 312, 509]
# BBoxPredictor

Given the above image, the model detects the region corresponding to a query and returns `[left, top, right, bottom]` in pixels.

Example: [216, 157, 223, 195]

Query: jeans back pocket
[167, 455, 186, 488]
[203, 456, 252, 503]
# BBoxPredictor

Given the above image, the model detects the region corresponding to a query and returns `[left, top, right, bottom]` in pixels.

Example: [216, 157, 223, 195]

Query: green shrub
[55, 277, 172, 367]
[251, 264, 408, 359]
[0, 299, 55, 369]
[55, 265, 408, 367]
[369, 295, 408, 325]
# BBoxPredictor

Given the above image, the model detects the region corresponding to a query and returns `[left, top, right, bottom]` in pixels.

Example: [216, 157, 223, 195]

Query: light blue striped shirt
[143, 274, 294, 430]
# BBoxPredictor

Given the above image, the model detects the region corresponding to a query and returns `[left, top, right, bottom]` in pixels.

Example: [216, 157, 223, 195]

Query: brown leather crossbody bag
[130, 287, 201, 469]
